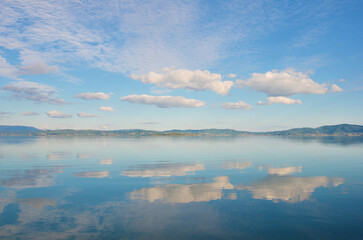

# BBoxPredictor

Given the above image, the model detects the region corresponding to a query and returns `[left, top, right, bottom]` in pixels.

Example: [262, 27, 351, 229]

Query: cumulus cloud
[77, 112, 99, 118]
[74, 92, 110, 100]
[257, 96, 302, 105]
[236, 69, 341, 96]
[18, 62, 58, 75]
[99, 106, 114, 112]
[130, 68, 234, 95]
[222, 101, 252, 110]
[20, 112, 39, 116]
[0, 81, 67, 105]
[46, 110, 72, 118]
[121, 94, 205, 108]
[330, 84, 343, 92]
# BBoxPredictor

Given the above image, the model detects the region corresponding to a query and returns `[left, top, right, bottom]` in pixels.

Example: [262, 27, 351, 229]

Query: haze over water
[0, 136, 362, 239]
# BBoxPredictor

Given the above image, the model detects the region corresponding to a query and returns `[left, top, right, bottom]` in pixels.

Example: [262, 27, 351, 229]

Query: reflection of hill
[237, 176, 344, 203]
[122, 163, 204, 177]
[282, 136, 363, 146]
[130, 176, 233, 203]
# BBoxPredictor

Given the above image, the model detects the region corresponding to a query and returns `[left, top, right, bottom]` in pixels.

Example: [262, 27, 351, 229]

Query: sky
[0, 0, 362, 131]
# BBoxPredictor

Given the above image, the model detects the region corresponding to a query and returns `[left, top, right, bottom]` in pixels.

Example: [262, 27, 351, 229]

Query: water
[0, 136, 362, 240]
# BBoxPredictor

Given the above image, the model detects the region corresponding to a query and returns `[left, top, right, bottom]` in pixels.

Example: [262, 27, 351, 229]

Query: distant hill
[0, 124, 362, 136]
[266, 124, 363, 136]
[0, 125, 39, 132]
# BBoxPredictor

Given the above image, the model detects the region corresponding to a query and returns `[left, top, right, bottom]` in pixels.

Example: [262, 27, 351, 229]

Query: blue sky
[0, 0, 362, 131]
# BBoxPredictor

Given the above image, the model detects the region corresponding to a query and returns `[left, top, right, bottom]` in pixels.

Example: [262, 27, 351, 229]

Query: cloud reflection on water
[73, 171, 109, 178]
[130, 176, 234, 203]
[122, 163, 205, 177]
[237, 176, 344, 203]
[266, 166, 302, 176]
[222, 161, 252, 170]
[0, 167, 63, 189]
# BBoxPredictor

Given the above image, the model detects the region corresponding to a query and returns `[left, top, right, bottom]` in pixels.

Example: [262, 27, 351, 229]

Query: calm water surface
[0, 136, 362, 239]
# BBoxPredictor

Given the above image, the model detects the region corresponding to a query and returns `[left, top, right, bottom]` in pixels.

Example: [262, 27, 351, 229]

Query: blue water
[0, 136, 362, 239]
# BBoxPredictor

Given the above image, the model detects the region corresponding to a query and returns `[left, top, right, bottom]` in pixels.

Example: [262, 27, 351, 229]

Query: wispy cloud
[20, 112, 39, 116]
[0, 81, 68, 105]
[77, 112, 99, 118]
[18, 62, 58, 75]
[46, 110, 72, 118]
[136, 121, 160, 125]
[222, 101, 252, 110]
[330, 84, 343, 93]
[0, 0, 347, 75]
[131, 68, 234, 95]
[0, 111, 11, 119]
[74, 92, 110, 100]
[257, 96, 302, 105]
[121, 94, 205, 108]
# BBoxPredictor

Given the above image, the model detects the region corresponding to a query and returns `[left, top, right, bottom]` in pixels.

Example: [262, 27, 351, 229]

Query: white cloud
[18, 62, 58, 75]
[222, 101, 252, 110]
[236, 69, 339, 96]
[257, 96, 302, 105]
[99, 106, 114, 112]
[20, 112, 39, 116]
[121, 94, 205, 108]
[1, 81, 67, 105]
[74, 92, 110, 100]
[77, 112, 99, 118]
[330, 84, 343, 92]
[130, 68, 234, 95]
[46, 110, 72, 118]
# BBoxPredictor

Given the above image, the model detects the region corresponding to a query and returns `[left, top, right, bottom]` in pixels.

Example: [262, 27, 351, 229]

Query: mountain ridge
[0, 124, 362, 136]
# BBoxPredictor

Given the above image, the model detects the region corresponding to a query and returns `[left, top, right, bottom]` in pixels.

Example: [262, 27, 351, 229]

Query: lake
[0, 136, 362, 239]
